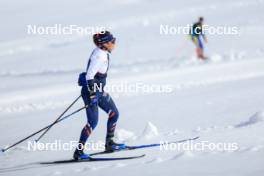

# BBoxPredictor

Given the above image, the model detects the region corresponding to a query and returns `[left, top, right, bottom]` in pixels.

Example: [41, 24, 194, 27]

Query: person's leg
[192, 36, 202, 59]
[197, 36, 205, 59]
[98, 92, 119, 140]
[74, 87, 98, 159]
[78, 106, 98, 148]
[98, 92, 125, 151]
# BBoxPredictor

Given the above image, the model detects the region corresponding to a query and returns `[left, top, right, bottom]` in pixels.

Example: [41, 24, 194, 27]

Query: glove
[78, 72, 98, 106]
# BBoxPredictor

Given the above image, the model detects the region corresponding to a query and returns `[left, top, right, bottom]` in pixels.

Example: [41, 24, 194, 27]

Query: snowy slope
[1, 0, 264, 176]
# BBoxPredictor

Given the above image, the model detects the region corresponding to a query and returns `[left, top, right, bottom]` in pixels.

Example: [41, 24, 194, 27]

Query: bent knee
[108, 109, 119, 121]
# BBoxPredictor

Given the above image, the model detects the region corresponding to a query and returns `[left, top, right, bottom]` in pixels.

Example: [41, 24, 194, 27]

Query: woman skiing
[190, 17, 208, 60]
[74, 31, 125, 160]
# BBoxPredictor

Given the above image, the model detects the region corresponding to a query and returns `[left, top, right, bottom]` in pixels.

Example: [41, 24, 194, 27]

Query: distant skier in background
[74, 31, 126, 160]
[190, 17, 208, 60]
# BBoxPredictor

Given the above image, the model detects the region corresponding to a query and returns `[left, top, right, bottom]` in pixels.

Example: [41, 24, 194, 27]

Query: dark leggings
[78, 86, 119, 144]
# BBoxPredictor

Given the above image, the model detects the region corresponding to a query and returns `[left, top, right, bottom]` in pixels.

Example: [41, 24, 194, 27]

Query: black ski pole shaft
[35, 95, 81, 142]
[55, 105, 88, 123]
[1, 105, 88, 153]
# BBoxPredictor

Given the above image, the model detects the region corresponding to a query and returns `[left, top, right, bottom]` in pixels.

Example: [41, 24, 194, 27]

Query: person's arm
[85, 55, 105, 104]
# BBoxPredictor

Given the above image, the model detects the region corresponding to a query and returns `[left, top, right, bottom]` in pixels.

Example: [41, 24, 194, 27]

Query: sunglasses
[111, 38, 116, 44]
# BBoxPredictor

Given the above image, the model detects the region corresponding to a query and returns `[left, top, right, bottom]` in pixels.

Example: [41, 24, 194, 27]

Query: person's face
[103, 38, 116, 52]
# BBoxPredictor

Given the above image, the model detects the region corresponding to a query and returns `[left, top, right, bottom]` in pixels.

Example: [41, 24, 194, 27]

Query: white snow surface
[0, 0, 264, 175]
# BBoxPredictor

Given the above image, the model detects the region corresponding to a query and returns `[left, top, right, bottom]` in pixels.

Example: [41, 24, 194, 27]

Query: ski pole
[1, 105, 88, 153]
[35, 95, 81, 142]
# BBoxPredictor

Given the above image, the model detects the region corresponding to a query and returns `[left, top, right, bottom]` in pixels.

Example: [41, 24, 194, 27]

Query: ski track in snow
[1, 57, 264, 114]
[1, 113, 264, 175]
[0, 49, 263, 78]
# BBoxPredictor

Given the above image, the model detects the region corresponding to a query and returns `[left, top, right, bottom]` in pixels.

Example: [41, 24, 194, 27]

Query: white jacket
[86, 47, 109, 80]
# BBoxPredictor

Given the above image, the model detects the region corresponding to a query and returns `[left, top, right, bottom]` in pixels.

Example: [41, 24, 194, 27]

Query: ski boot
[73, 148, 90, 160]
[105, 139, 126, 152]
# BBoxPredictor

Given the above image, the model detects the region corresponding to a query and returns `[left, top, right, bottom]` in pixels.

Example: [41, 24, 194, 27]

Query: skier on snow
[190, 17, 208, 60]
[74, 31, 125, 160]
